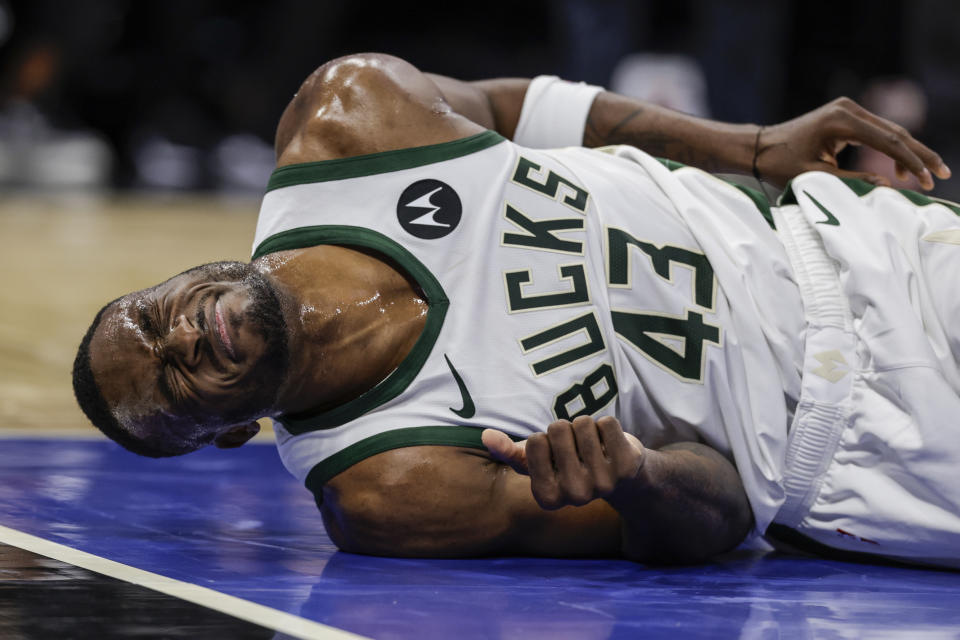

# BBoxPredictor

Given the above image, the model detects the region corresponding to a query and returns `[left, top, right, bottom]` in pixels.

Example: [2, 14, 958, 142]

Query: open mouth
[214, 297, 237, 361]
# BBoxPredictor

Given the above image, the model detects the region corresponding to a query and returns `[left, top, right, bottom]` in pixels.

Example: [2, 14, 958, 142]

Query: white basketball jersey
[252, 132, 805, 532]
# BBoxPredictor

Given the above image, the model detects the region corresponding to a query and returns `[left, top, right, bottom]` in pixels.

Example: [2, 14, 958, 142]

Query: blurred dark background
[1, 0, 958, 197]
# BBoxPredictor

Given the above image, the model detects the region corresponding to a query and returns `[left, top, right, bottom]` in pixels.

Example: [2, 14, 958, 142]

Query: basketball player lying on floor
[74, 53, 960, 568]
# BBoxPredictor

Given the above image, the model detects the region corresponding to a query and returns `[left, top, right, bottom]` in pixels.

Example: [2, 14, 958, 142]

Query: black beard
[180, 261, 290, 412]
[241, 267, 290, 401]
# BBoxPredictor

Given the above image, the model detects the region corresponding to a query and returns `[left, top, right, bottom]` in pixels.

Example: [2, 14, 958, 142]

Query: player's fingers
[596, 416, 643, 479]
[481, 429, 528, 475]
[812, 165, 892, 187]
[895, 162, 909, 182]
[838, 98, 951, 180]
[526, 433, 562, 509]
[571, 415, 607, 470]
[595, 415, 629, 456]
[571, 415, 615, 496]
[829, 107, 935, 188]
[933, 160, 952, 180]
[547, 420, 593, 506]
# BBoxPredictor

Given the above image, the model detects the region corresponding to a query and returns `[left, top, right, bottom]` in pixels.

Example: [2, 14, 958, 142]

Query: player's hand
[758, 96, 951, 190]
[482, 416, 645, 510]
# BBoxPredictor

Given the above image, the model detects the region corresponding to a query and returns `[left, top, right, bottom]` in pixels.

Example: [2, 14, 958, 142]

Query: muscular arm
[274, 54, 487, 167]
[430, 74, 949, 188]
[584, 96, 755, 174]
[608, 440, 754, 564]
[319, 417, 751, 564]
[319, 444, 622, 559]
[411, 58, 952, 188]
[483, 416, 753, 564]
[428, 75, 754, 174]
[274, 52, 947, 187]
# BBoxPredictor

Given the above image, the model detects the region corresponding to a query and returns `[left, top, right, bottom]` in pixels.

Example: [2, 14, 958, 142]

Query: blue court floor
[2, 434, 959, 639]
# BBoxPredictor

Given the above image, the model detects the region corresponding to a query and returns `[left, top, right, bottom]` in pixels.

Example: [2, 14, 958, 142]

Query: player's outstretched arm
[276, 53, 948, 189]
[430, 73, 949, 190]
[582, 94, 950, 189]
[483, 416, 754, 564]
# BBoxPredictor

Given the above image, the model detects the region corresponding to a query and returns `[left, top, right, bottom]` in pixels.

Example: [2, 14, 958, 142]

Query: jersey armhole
[304, 425, 525, 503]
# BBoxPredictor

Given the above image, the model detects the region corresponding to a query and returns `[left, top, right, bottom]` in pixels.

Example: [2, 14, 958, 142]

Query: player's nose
[164, 314, 203, 368]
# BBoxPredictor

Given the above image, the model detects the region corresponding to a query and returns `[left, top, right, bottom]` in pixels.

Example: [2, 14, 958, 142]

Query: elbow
[620, 491, 755, 566]
[623, 519, 753, 566]
[319, 484, 429, 557]
[318, 476, 507, 559]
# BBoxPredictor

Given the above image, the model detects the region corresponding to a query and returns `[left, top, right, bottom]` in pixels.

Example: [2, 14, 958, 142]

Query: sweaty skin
[90, 265, 285, 450]
[89, 52, 950, 563]
[90, 246, 429, 451]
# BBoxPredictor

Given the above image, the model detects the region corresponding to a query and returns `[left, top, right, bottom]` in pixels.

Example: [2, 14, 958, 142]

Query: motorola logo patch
[397, 179, 462, 239]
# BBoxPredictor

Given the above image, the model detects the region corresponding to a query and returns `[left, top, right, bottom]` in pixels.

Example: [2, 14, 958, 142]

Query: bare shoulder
[275, 53, 485, 167]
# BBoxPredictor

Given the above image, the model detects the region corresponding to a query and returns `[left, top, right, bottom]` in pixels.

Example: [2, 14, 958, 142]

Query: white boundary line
[0, 427, 277, 443]
[0, 524, 367, 640]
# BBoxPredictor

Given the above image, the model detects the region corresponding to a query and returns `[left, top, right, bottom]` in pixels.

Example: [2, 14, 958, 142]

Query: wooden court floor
[0, 193, 264, 435]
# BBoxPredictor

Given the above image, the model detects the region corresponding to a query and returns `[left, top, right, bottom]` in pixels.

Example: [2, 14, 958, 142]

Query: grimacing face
[88, 262, 289, 454]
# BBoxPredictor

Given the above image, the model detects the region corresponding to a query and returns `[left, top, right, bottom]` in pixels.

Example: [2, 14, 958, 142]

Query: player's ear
[213, 421, 261, 449]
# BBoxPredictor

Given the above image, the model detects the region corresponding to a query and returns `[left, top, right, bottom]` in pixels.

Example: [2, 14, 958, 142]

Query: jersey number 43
[607, 227, 722, 383]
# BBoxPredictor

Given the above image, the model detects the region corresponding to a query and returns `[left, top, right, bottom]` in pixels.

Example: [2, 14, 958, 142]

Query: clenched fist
[482, 415, 645, 510]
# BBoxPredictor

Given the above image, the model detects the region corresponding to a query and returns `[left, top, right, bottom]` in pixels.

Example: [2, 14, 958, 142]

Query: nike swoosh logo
[804, 190, 840, 226]
[444, 354, 475, 419]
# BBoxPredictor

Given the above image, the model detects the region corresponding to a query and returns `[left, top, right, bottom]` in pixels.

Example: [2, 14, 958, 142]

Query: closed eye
[141, 299, 188, 407]
[152, 300, 166, 339]
[196, 292, 209, 332]
[162, 366, 190, 407]
[139, 303, 155, 337]
[139, 299, 165, 341]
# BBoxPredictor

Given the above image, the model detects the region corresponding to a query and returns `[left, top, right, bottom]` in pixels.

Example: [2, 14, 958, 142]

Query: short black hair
[72, 298, 177, 458]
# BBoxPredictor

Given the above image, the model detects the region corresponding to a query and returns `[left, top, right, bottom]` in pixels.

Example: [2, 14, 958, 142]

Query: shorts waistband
[771, 204, 857, 528]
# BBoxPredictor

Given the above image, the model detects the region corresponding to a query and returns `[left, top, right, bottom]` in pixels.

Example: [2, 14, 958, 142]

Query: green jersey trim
[303, 425, 524, 495]
[656, 157, 688, 173]
[779, 177, 960, 217]
[654, 157, 775, 229]
[729, 182, 775, 229]
[266, 131, 506, 191]
[252, 225, 449, 433]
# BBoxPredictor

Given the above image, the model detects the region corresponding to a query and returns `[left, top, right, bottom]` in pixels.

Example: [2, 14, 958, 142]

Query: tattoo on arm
[583, 115, 604, 149]
[584, 112, 720, 172]
[584, 109, 645, 147]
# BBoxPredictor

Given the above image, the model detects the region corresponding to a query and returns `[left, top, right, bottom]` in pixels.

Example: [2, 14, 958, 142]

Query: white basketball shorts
[770, 172, 960, 568]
